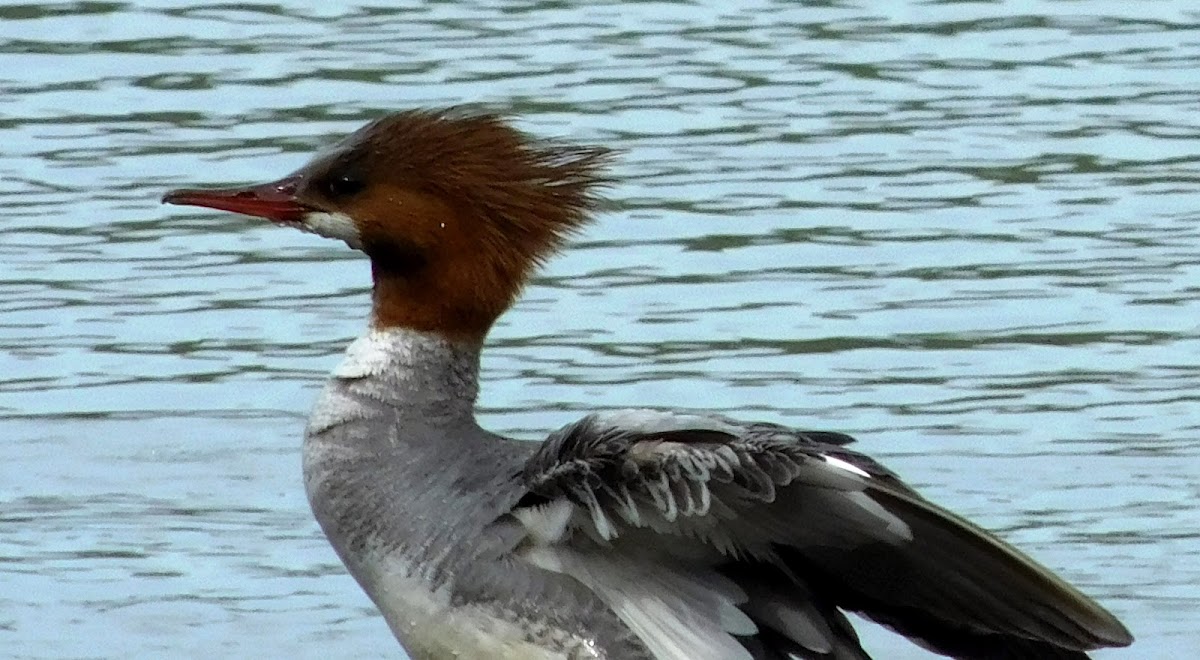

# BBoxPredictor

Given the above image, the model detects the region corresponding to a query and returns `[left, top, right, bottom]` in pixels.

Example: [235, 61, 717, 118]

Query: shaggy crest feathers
[344, 108, 614, 265]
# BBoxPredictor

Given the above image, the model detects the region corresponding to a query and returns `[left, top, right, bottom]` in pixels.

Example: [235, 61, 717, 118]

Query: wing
[511, 409, 1132, 660]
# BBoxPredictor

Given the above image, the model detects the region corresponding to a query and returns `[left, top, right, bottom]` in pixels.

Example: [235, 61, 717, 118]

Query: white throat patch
[301, 211, 362, 249]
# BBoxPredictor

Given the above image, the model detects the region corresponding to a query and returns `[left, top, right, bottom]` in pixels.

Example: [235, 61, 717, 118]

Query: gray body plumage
[305, 330, 649, 659]
[303, 328, 1131, 660]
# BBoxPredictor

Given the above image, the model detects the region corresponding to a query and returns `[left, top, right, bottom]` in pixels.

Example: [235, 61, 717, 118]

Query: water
[2, 1, 1197, 657]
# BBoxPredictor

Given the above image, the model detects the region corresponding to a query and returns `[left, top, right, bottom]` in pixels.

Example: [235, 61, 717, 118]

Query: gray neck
[315, 327, 482, 428]
[305, 327, 519, 579]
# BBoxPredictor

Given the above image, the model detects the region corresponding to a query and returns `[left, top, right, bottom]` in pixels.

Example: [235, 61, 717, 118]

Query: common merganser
[163, 108, 1133, 659]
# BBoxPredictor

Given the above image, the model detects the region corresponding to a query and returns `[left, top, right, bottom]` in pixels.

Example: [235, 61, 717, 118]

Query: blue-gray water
[2, 1, 1197, 658]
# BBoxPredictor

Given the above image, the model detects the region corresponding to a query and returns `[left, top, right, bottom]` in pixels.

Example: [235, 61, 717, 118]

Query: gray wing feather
[516, 409, 1132, 660]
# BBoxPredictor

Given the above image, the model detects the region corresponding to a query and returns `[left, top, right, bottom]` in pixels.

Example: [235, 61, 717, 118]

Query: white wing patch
[523, 545, 757, 660]
[821, 454, 871, 479]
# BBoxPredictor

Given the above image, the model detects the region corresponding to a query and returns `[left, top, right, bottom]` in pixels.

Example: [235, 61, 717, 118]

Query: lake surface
[2, 1, 1197, 658]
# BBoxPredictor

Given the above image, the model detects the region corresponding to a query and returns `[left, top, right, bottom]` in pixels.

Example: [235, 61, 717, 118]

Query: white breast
[362, 554, 602, 660]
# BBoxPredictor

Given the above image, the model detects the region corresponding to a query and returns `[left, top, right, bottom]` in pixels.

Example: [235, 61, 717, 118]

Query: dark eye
[324, 174, 364, 199]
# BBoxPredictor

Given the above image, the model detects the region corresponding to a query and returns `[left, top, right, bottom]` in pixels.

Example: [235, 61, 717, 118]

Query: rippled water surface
[2, 1, 1198, 658]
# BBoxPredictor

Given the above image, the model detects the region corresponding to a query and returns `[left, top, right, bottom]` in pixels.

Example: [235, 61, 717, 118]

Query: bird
[163, 108, 1133, 659]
